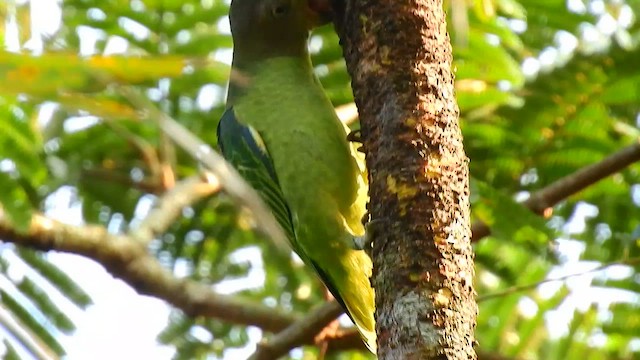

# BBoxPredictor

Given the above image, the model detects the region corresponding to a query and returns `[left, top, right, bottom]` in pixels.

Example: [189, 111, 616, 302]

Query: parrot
[216, 0, 376, 353]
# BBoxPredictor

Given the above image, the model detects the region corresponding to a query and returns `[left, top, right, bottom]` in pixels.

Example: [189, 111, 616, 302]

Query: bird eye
[272, 3, 290, 17]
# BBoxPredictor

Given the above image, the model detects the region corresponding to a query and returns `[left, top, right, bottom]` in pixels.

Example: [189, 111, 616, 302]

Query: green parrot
[216, 0, 376, 352]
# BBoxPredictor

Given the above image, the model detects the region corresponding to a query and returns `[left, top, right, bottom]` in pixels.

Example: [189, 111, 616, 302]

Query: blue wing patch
[217, 107, 297, 244]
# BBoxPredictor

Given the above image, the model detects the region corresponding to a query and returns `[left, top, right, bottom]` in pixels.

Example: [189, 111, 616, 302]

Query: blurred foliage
[1, 0, 640, 359]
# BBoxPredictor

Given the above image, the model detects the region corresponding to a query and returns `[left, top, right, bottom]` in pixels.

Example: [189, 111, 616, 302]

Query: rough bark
[333, 0, 477, 358]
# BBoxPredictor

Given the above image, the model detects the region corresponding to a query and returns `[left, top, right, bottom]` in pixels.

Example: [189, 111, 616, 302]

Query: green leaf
[17, 277, 76, 334]
[0, 172, 32, 233]
[472, 178, 554, 253]
[1, 289, 65, 356]
[16, 249, 92, 308]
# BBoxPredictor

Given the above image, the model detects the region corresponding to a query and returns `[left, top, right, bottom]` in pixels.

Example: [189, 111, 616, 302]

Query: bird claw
[352, 235, 369, 251]
[352, 219, 384, 251]
[346, 129, 362, 143]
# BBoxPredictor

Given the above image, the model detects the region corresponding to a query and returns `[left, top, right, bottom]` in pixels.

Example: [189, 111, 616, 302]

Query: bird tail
[341, 287, 377, 354]
[310, 249, 376, 353]
[330, 250, 377, 354]
[352, 319, 376, 353]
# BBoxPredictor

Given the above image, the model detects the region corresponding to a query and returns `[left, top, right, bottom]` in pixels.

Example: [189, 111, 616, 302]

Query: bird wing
[216, 107, 297, 246]
[217, 107, 375, 351]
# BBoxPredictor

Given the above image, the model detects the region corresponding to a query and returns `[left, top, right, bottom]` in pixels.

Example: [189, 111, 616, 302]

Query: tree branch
[0, 208, 297, 332]
[249, 301, 344, 360]
[130, 175, 220, 244]
[0, 205, 361, 356]
[336, 0, 476, 357]
[472, 142, 640, 241]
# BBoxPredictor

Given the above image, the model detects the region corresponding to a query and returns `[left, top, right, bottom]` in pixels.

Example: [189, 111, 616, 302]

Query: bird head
[229, 0, 331, 61]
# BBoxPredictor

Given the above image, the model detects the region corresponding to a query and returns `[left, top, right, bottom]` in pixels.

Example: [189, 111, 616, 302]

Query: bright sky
[2, 0, 640, 359]
[40, 187, 176, 360]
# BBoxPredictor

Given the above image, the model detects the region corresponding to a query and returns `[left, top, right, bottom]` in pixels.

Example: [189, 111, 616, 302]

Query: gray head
[229, 0, 322, 62]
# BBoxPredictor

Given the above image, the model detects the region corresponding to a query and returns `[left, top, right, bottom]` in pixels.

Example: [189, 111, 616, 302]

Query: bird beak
[306, 0, 333, 28]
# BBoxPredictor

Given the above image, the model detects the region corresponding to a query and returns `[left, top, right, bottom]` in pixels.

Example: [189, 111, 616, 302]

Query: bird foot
[346, 129, 362, 143]
[352, 235, 369, 251]
[352, 219, 384, 250]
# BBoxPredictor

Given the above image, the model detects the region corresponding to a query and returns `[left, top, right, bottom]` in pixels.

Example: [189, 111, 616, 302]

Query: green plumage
[217, 0, 376, 352]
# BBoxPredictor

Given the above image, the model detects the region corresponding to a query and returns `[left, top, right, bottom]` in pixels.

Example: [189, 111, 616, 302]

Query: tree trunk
[333, 1, 477, 358]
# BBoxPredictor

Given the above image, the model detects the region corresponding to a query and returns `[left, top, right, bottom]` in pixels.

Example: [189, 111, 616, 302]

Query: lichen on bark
[333, 0, 477, 358]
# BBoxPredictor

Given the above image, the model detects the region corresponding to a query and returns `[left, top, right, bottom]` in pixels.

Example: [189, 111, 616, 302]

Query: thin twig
[472, 142, 640, 241]
[119, 86, 289, 251]
[158, 132, 177, 189]
[478, 257, 640, 302]
[102, 119, 164, 182]
[130, 175, 220, 244]
[81, 167, 165, 194]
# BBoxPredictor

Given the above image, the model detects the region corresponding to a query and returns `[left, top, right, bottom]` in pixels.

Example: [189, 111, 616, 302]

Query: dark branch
[249, 301, 344, 360]
[472, 142, 640, 241]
